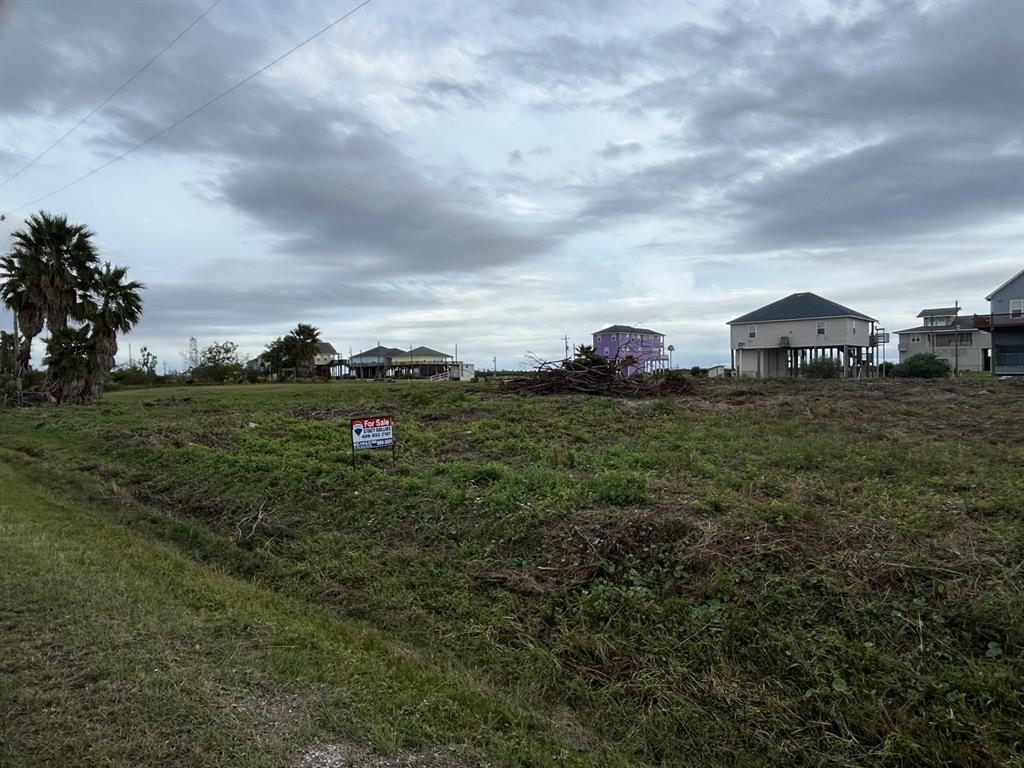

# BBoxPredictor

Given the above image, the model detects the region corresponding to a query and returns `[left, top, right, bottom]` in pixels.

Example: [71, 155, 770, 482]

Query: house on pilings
[727, 292, 882, 378]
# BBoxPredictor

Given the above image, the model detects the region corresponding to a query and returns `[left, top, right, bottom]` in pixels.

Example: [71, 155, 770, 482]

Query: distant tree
[112, 346, 159, 386]
[290, 323, 321, 378]
[892, 353, 951, 379]
[0, 331, 16, 373]
[0, 249, 45, 370]
[43, 326, 94, 403]
[1, 212, 143, 404]
[264, 337, 290, 377]
[191, 341, 244, 383]
[138, 346, 158, 376]
[803, 358, 842, 379]
[565, 344, 603, 369]
[82, 262, 144, 395]
[689, 365, 708, 377]
[263, 324, 321, 379]
[5, 212, 100, 338]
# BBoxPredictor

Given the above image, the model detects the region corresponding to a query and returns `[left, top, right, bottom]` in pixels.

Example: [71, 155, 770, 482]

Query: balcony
[975, 313, 1024, 330]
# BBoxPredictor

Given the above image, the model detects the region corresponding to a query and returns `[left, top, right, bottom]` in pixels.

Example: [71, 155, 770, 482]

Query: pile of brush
[505, 348, 693, 397]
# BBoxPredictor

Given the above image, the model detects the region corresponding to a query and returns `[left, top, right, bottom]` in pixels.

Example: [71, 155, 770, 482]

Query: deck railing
[974, 313, 1024, 330]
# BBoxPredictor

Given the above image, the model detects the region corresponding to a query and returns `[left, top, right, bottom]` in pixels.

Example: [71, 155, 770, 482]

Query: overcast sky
[1, 0, 1021, 370]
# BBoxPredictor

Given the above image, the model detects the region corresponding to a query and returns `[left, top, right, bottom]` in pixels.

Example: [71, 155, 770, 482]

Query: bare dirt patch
[299, 743, 475, 768]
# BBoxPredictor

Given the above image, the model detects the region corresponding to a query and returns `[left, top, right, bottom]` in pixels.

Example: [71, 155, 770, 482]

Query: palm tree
[85, 263, 145, 398]
[0, 252, 45, 369]
[43, 325, 94, 404]
[291, 323, 321, 378]
[10, 211, 99, 332]
[85, 262, 144, 384]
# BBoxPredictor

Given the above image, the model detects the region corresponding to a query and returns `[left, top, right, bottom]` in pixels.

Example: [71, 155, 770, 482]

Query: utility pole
[12, 313, 22, 404]
[493, 356, 497, 373]
[953, 300, 960, 377]
[563, 335, 570, 360]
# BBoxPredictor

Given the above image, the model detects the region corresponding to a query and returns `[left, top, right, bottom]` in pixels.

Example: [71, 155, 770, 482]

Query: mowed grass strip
[0, 456, 618, 768]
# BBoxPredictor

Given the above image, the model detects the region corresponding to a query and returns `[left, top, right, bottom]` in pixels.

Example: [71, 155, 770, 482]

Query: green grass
[0, 450, 619, 767]
[2, 377, 1022, 766]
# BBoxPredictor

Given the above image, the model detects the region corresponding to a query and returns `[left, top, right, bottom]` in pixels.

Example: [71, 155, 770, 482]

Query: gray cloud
[545, 0, 1024, 251]
[0, 0, 270, 119]
[88, 78, 557, 278]
[2, 0, 1021, 369]
[420, 79, 497, 109]
[729, 133, 1024, 251]
[139, 275, 436, 337]
[486, 33, 643, 87]
[598, 140, 643, 159]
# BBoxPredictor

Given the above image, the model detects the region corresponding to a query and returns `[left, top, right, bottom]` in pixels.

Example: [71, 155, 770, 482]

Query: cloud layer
[0, 0, 1020, 368]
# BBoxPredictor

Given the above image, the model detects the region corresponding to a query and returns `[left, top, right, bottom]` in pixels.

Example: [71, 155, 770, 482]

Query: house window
[816, 321, 826, 335]
[748, 325, 756, 339]
[603, 346, 610, 356]
[910, 334, 921, 344]
[1011, 299, 1023, 318]
[959, 333, 972, 346]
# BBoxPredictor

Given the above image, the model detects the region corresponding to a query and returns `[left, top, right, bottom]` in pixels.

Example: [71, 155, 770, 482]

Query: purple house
[592, 325, 668, 376]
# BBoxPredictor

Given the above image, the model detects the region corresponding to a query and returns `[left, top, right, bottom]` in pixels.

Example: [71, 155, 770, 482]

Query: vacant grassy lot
[1, 378, 1022, 766]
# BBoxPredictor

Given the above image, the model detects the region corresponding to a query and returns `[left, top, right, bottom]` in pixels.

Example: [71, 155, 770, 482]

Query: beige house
[728, 293, 879, 378]
[389, 346, 452, 377]
[896, 308, 991, 373]
[348, 345, 452, 378]
[313, 342, 343, 377]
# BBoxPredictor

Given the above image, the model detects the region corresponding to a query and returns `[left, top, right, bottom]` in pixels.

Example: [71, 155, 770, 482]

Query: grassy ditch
[1, 377, 1022, 766]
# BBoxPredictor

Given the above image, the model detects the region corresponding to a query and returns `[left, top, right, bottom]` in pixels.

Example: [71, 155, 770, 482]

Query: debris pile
[504, 350, 694, 397]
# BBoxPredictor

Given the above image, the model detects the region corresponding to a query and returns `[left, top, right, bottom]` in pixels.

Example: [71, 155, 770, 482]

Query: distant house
[727, 292, 880, 378]
[895, 308, 990, 373]
[706, 365, 728, 378]
[246, 355, 268, 373]
[349, 346, 404, 379]
[975, 267, 1024, 376]
[389, 346, 452, 378]
[348, 345, 452, 379]
[313, 342, 342, 378]
[591, 325, 668, 376]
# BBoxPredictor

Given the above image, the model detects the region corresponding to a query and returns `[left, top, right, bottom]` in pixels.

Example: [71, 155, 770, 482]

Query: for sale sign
[351, 415, 395, 452]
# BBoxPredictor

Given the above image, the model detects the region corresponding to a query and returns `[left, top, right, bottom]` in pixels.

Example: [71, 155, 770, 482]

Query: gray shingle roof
[392, 346, 451, 358]
[351, 345, 404, 359]
[593, 324, 664, 336]
[315, 341, 338, 354]
[728, 293, 875, 324]
[895, 317, 979, 333]
[917, 308, 959, 317]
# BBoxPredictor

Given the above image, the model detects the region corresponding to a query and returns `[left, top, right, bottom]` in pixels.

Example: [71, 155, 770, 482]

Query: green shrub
[803, 358, 842, 379]
[689, 366, 708, 377]
[592, 470, 648, 505]
[893, 353, 951, 379]
[111, 366, 158, 386]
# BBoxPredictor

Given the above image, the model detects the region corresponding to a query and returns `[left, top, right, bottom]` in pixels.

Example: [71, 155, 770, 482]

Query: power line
[2, 0, 374, 216]
[0, 0, 222, 189]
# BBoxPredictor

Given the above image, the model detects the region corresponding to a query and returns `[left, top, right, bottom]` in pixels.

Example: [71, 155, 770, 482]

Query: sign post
[350, 415, 396, 467]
